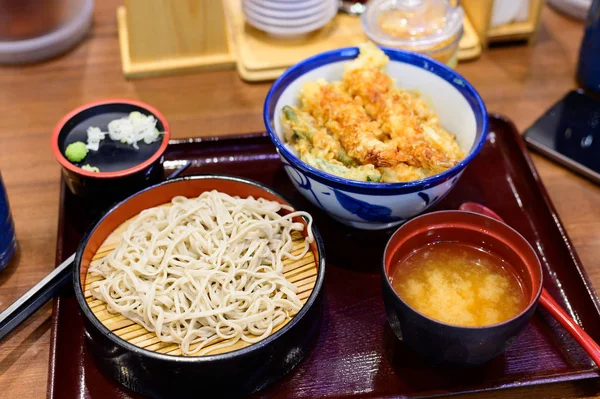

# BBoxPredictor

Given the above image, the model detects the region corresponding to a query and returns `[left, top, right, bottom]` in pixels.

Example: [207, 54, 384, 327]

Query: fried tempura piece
[300, 80, 407, 168]
[282, 106, 381, 180]
[281, 43, 466, 183]
[343, 43, 463, 171]
[282, 105, 359, 167]
[344, 42, 389, 71]
[302, 152, 382, 181]
[380, 163, 429, 182]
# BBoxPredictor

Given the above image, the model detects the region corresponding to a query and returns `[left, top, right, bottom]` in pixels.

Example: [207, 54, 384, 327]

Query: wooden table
[0, 2, 599, 398]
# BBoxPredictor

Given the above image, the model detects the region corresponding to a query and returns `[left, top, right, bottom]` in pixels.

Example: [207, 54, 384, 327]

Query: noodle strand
[89, 190, 314, 356]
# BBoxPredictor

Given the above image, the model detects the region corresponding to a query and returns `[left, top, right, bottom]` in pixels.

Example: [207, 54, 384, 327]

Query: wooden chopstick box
[117, 0, 236, 79]
[462, 0, 546, 47]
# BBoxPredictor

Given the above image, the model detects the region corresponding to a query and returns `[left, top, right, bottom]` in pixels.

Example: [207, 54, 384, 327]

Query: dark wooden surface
[1, 1, 599, 398]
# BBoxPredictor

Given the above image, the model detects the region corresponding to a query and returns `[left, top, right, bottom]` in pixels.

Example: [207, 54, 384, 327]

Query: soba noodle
[88, 190, 314, 356]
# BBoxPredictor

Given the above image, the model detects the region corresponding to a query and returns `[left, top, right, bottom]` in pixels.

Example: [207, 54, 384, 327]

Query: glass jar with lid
[361, 0, 464, 68]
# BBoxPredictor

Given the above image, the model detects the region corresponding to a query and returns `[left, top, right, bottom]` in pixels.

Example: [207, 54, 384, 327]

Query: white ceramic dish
[245, 0, 327, 12]
[490, 0, 529, 27]
[243, 2, 330, 27]
[263, 47, 488, 230]
[243, 0, 329, 18]
[547, 0, 591, 20]
[245, 1, 337, 38]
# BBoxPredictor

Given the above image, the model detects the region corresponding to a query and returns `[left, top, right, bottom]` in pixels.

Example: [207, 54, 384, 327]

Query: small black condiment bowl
[51, 99, 170, 200]
[73, 175, 326, 398]
[381, 211, 543, 366]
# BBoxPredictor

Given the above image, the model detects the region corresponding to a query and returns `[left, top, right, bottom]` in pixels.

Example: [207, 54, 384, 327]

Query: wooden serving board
[83, 207, 317, 357]
[117, 0, 482, 81]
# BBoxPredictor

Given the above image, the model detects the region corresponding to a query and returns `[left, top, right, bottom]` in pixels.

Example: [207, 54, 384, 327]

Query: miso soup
[390, 242, 527, 327]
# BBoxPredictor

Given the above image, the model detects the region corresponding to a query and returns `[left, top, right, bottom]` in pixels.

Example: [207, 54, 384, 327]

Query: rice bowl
[264, 45, 488, 230]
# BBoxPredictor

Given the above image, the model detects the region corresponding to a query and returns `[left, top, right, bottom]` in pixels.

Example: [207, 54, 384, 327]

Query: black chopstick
[166, 160, 192, 179]
[0, 254, 74, 341]
[0, 161, 193, 341]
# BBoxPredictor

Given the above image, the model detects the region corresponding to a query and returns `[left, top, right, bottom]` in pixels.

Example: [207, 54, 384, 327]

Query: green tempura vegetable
[282, 106, 297, 122]
[337, 149, 358, 167]
[282, 106, 316, 141]
[301, 153, 382, 182]
[65, 141, 88, 163]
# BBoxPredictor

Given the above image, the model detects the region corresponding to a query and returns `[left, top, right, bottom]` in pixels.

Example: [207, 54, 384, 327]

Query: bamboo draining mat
[224, 0, 482, 82]
[83, 209, 317, 357]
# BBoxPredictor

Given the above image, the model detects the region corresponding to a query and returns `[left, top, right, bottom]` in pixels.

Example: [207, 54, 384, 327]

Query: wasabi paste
[65, 141, 88, 163]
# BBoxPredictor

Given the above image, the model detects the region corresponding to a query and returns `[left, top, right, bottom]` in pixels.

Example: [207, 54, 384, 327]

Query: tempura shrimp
[343, 44, 463, 171]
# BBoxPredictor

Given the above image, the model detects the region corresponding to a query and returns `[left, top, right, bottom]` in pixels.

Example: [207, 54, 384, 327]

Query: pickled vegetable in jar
[361, 0, 464, 68]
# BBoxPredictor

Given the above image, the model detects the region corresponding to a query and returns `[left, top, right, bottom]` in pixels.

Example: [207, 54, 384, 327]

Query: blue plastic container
[0, 172, 17, 270]
[577, 0, 600, 93]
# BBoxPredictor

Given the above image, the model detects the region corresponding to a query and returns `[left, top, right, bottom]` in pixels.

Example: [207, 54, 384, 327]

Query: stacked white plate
[243, 0, 339, 39]
[548, 0, 592, 20]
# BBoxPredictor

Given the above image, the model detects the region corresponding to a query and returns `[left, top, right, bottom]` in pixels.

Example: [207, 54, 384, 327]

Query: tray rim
[47, 113, 600, 398]
[167, 131, 269, 145]
[489, 113, 600, 316]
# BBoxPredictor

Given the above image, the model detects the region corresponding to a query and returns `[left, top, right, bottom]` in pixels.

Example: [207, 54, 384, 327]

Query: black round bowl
[51, 99, 170, 201]
[73, 175, 326, 398]
[381, 211, 543, 366]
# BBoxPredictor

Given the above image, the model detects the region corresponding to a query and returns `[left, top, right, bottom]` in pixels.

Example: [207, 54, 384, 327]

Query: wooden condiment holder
[116, 0, 486, 81]
[462, 0, 546, 47]
[117, 0, 236, 79]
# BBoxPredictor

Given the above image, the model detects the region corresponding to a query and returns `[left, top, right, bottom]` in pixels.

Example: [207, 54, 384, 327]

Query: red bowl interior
[384, 210, 543, 309]
[79, 177, 319, 288]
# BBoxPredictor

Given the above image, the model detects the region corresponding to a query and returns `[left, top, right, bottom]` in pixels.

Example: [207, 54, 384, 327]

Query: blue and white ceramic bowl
[264, 47, 488, 230]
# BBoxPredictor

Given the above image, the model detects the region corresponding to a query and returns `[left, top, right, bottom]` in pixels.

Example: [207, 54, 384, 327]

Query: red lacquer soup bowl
[381, 210, 543, 365]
